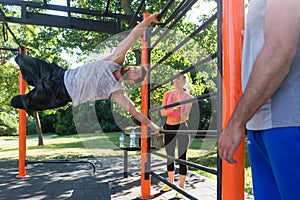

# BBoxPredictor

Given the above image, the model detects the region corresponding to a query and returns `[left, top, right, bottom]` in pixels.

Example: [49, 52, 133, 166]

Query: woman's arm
[179, 94, 193, 121]
[160, 92, 176, 117]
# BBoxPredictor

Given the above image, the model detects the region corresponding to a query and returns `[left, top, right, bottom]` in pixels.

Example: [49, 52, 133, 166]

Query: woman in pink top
[160, 73, 193, 195]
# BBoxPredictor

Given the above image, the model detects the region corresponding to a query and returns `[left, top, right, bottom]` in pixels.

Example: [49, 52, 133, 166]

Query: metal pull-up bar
[149, 52, 217, 92]
[156, 0, 175, 21]
[128, 0, 146, 28]
[160, 0, 189, 27]
[0, 0, 141, 34]
[151, 0, 198, 49]
[150, 13, 217, 73]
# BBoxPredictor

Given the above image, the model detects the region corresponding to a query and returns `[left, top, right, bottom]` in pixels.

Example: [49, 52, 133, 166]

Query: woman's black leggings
[163, 122, 190, 175]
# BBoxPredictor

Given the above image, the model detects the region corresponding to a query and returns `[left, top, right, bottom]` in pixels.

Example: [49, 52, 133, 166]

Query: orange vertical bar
[222, 0, 245, 199]
[140, 12, 151, 199]
[17, 46, 27, 178]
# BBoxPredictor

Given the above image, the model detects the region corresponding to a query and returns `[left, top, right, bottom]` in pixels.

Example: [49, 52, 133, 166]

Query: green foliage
[39, 112, 57, 133]
[245, 166, 254, 195]
[26, 112, 58, 135]
[54, 100, 128, 136]
[0, 0, 219, 136]
[26, 116, 38, 135]
[0, 61, 19, 113]
[73, 102, 107, 133]
[0, 112, 18, 136]
[95, 100, 123, 132]
[54, 106, 77, 135]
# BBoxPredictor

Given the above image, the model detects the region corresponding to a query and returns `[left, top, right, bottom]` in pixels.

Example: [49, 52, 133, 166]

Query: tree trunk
[33, 111, 44, 146]
[120, 0, 133, 15]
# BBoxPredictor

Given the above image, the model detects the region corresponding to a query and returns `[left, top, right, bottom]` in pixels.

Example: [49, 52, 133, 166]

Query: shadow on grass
[188, 150, 217, 169]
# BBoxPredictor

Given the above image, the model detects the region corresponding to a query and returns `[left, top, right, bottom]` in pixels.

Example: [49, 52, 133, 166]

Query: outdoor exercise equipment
[26, 159, 96, 174]
[140, 0, 220, 198]
[0, 0, 147, 177]
[0, 22, 27, 178]
[139, 0, 245, 199]
[0, 0, 144, 34]
[222, 0, 245, 199]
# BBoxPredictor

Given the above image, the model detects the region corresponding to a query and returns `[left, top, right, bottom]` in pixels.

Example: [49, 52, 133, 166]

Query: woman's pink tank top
[167, 91, 187, 117]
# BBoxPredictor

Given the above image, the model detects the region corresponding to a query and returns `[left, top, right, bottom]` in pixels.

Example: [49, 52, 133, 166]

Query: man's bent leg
[15, 55, 53, 87]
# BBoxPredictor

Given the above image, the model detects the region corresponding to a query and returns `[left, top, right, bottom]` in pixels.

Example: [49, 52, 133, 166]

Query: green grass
[0, 132, 253, 195]
[0, 132, 124, 160]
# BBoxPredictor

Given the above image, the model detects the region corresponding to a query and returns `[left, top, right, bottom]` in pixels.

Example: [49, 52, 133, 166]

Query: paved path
[0, 157, 253, 200]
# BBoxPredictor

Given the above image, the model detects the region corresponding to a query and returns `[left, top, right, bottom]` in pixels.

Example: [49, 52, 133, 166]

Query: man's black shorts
[11, 55, 72, 113]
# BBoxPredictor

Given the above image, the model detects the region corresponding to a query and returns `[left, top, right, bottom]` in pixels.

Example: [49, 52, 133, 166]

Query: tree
[0, 0, 219, 135]
[33, 112, 44, 146]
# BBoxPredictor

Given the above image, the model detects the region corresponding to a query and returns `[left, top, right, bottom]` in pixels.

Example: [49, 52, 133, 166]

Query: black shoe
[11, 95, 34, 116]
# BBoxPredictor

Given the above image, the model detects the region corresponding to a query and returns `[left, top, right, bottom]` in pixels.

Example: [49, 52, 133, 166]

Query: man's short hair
[120, 66, 147, 84]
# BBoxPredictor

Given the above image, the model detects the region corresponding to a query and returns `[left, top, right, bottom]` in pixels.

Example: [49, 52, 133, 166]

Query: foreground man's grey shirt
[242, 0, 300, 130]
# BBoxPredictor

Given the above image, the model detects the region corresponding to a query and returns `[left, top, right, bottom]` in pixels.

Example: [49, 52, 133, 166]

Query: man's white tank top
[64, 60, 124, 107]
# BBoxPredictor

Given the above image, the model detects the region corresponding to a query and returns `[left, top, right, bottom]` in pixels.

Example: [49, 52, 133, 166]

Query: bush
[73, 102, 104, 133]
[26, 112, 58, 135]
[26, 116, 38, 135]
[40, 112, 56, 133]
[0, 112, 18, 136]
[54, 106, 77, 135]
[95, 100, 122, 132]
[53, 100, 128, 136]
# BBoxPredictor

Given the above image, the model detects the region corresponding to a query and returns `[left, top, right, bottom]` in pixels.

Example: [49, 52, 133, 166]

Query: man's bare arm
[218, 0, 300, 163]
[111, 90, 160, 133]
[104, 13, 161, 65]
[232, 0, 300, 126]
